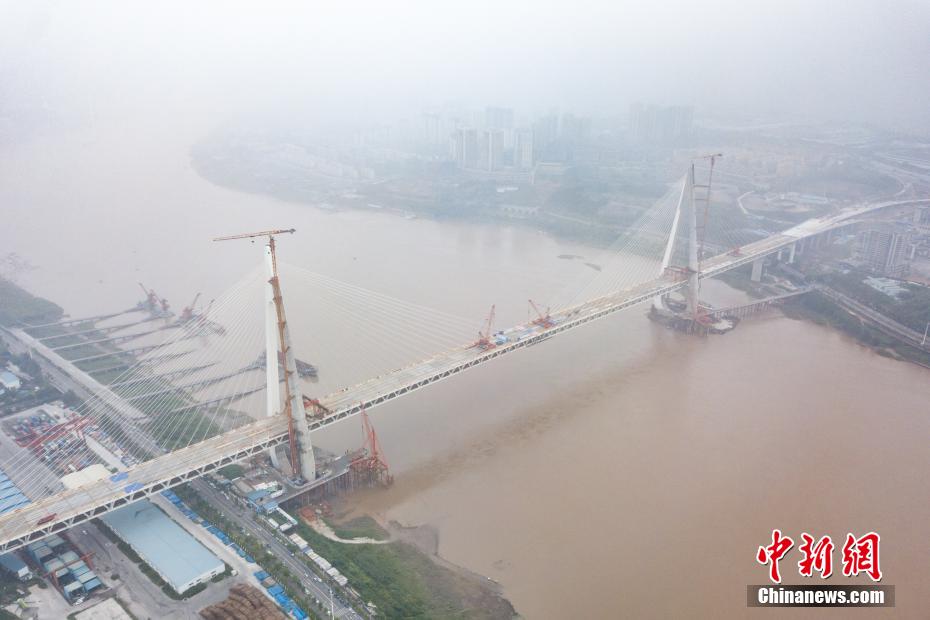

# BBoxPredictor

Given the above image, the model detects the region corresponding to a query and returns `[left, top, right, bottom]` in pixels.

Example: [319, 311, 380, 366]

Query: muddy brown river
[2, 124, 927, 618]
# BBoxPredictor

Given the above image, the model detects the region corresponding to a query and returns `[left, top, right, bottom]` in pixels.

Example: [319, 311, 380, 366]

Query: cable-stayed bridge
[0, 172, 925, 552]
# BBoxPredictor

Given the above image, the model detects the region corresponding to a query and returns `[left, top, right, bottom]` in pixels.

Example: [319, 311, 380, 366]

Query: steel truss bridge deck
[0, 198, 927, 552]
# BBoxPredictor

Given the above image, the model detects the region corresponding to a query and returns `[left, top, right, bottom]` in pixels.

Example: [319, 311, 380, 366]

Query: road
[736, 190, 753, 215]
[8, 327, 148, 423]
[191, 479, 363, 620]
[815, 285, 930, 352]
[0, 327, 93, 402]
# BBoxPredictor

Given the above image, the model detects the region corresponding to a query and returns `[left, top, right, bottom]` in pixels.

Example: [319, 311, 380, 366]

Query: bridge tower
[653, 174, 688, 312]
[687, 154, 722, 320]
[686, 163, 701, 316]
[214, 229, 317, 482]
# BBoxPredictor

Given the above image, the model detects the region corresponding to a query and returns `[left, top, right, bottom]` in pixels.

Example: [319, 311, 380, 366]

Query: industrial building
[101, 500, 224, 594]
[0, 370, 21, 392]
[0, 467, 30, 515]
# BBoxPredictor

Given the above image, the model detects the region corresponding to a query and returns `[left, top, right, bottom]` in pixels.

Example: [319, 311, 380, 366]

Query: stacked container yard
[0, 551, 32, 580]
[25, 535, 102, 604]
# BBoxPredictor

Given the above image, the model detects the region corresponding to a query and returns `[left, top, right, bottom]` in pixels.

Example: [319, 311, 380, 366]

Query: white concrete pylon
[653, 174, 688, 312]
[686, 165, 700, 315]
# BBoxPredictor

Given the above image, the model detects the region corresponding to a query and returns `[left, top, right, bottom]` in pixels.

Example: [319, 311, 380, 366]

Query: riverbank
[189, 140, 651, 249]
[783, 291, 930, 366]
[717, 264, 930, 366]
[0, 277, 63, 327]
[293, 509, 517, 619]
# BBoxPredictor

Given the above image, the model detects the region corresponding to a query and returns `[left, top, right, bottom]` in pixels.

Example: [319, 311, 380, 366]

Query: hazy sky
[1, 0, 928, 131]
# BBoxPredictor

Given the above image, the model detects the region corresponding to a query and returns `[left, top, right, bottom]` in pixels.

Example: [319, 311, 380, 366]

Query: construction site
[220, 403, 393, 519]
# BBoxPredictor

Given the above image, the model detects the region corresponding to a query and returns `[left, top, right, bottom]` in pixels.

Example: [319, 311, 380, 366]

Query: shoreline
[383, 518, 509, 596]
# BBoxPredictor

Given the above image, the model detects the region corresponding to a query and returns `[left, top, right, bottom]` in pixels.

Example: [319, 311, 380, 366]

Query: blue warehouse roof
[101, 500, 223, 593]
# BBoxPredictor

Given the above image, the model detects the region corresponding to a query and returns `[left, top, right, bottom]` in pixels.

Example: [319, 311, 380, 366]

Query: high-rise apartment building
[856, 225, 911, 277]
[628, 103, 693, 143]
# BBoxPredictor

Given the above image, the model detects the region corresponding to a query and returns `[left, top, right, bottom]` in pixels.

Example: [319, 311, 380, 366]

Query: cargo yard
[0, 280, 369, 619]
[0, 273, 410, 619]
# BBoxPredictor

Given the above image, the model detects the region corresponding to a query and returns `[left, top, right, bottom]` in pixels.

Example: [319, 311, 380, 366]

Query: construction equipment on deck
[303, 396, 331, 418]
[473, 304, 496, 349]
[350, 404, 392, 486]
[528, 299, 555, 328]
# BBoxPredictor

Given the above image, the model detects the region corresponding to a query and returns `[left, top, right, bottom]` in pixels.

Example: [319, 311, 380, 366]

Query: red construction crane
[362, 406, 388, 472]
[351, 404, 392, 485]
[528, 299, 555, 328]
[42, 547, 96, 590]
[178, 292, 201, 323]
[474, 304, 496, 349]
[17, 416, 92, 450]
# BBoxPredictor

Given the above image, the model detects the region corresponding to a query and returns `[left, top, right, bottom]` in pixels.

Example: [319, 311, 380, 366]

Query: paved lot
[73, 597, 132, 620]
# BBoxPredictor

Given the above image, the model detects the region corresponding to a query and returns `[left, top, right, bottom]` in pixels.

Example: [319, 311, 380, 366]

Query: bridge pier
[750, 258, 764, 282]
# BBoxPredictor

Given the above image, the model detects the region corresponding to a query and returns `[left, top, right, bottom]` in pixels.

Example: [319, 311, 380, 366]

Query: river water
[2, 124, 929, 618]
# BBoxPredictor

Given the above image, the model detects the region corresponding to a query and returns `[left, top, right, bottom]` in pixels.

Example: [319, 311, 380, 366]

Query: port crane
[137, 282, 159, 310]
[16, 417, 93, 450]
[178, 292, 202, 323]
[137, 283, 170, 315]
